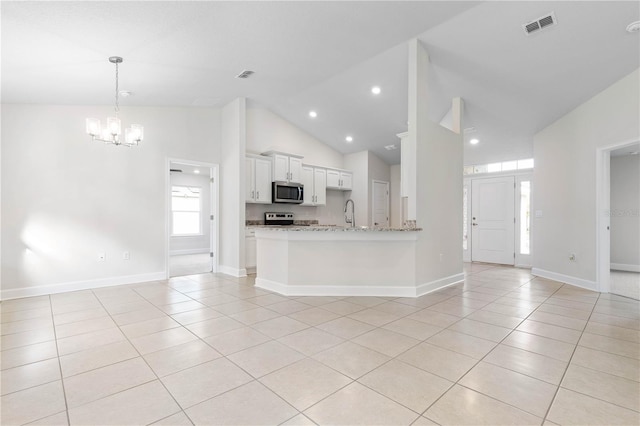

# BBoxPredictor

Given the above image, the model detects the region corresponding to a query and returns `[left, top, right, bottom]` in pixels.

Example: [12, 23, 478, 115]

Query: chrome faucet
[344, 199, 355, 227]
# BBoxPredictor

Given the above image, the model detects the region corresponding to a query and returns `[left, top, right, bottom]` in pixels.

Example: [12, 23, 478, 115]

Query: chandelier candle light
[86, 56, 144, 146]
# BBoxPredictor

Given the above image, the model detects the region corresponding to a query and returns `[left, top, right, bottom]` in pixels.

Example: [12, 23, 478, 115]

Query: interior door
[372, 180, 389, 228]
[471, 176, 515, 264]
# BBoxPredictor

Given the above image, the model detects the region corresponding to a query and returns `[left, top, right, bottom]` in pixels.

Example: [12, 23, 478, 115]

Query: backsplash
[245, 190, 348, 226]
[246, 219, 319, 226]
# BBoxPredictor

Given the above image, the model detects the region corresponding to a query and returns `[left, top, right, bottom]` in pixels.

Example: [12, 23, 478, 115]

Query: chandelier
[85, 56, 144, 146]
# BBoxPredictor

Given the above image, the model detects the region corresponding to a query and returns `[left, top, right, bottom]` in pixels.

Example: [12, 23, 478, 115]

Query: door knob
[472, 223, 478, 226]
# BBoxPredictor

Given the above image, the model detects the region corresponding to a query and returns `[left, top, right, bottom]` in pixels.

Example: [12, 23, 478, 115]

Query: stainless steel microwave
[272, 181, 304, 204]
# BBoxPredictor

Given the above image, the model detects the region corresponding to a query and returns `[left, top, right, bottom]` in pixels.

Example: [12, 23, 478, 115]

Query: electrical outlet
[98, 252, 106, 261]
[569, 253, 576, 262]
[123, 251, 130, 260]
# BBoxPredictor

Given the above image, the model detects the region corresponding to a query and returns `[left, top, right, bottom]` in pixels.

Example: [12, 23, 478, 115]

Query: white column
[219, 98, 247, 276]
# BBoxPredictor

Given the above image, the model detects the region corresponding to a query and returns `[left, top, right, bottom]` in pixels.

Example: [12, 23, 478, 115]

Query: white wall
[169, 172, 211, 255]
[610, 154, 640, 270]
[1, 104, 221, 299]
[390, 164, 401, 227]
[533, 68, 640, 289]
[409, 40, 464, 287]
[246, 105, 343, 168]
[219, 98, 246, 276]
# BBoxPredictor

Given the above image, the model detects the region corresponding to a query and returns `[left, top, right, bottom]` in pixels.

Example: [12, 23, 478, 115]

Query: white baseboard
[531, 268, 598, 292]
[218, 265, 247, 278]
[255, 272, 464, 298]
[611, 263, 640, 273]
[169, 248, 209, 256]
[1, 272, 166, 301]
[246, 266, 256, 275]
[415, 272, 465, 297]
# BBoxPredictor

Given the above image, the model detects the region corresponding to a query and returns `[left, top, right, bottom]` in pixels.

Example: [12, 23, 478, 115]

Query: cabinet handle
[251, 190, 255, 199]
[257, 191, 260, 199]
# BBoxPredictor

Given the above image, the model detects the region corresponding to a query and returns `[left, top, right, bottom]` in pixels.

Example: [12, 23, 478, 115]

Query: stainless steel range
[264, 212, 294, 226]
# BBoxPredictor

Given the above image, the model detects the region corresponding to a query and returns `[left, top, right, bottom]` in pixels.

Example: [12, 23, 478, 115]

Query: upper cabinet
[246, 155, 272, 204]
[264, 151, 303, 184]
[301, 165, 327, 206]
[326, 169, 352, 191]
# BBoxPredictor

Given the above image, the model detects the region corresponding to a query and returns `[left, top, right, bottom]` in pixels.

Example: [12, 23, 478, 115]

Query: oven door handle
[298, 186, 302, 201]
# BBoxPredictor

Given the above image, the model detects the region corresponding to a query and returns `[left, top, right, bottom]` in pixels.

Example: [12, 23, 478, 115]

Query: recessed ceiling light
[119, 90, 133, 97]
[630, 151, 639, 155]
[470, 138, 480, 145]
[626, 21, 640, 33]
[371, 86, 381, 95]
[345, 136, 353, 143]
[384, 144, 397, 150]
[309, 111, 317, 118]
[194, 169, 200, 174]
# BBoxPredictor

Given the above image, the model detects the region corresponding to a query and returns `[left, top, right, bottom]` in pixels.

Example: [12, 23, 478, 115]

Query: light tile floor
[1, 263, 639, 425]
[169, 254, 212, 278]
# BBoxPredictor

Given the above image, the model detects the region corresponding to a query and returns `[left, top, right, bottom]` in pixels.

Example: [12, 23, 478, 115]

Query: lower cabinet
[245, 229, 256, 273]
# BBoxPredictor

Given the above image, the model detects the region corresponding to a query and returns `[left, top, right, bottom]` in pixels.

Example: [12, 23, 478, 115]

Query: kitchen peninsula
[254, 226, 424, 297]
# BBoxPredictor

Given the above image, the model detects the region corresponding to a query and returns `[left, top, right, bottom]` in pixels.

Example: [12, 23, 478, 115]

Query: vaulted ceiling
[2, 1, 639, 164]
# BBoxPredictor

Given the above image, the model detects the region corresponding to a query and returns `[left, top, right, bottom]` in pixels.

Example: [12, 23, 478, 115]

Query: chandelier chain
[115, 61, 120, 115]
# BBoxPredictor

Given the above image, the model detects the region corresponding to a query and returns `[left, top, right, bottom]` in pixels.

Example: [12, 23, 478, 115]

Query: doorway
[471, 176, 515, 265]
[600, 142, 640, 299]
[372, 180, 390, 228]
[464, 173, 532, 266]
[167, 159, 218, 278]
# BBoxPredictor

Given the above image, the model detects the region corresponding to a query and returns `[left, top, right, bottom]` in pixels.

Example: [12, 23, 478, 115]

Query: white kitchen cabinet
[326, 169, 352, 190]
[266, 152, 303, 184]
[245, 228, 256, 273]
[301, 165, 326, 206]
[246, 156, 272, 204]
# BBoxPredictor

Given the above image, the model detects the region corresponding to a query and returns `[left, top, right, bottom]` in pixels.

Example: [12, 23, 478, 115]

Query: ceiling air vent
[236, 70, 254, 79]
[522, 12, 557, 35]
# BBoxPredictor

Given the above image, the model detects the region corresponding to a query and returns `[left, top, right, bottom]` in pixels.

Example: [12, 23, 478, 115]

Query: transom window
[464, 158, 534, 176]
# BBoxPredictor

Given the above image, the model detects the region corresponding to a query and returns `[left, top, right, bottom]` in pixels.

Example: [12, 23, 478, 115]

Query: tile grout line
[540, 287, 602, 424]
[49, 294, 72, 426]
[415, 273, 569, 423]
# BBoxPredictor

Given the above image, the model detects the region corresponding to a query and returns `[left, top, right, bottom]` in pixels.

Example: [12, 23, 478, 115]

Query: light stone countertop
[251, 225, 422, 232]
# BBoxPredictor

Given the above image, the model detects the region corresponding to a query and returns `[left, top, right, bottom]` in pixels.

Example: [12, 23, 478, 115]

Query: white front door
[372, 180, 389, 228]
[471, 176, 515, 265]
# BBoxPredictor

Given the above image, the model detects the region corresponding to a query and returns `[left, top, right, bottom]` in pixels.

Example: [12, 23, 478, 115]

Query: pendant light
[86, 56, 144, 146]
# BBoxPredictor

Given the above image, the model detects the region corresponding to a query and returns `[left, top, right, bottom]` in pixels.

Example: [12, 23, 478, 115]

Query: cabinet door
[326, 169, 340, 188]
[314, 168, 327, 205]
[254, 158, 272, 203]
[288, 157, 303, 184]
[272, 154, 289, 182]
[245, 158, 255, 203]
[300, 166, 314, 206]
[340, 172, 353, 190]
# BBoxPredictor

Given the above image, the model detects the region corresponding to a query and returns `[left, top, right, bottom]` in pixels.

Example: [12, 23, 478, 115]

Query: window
[520, 181, 531, 255]
[502, 161, 517, 171]
[487, 163, 502, 173]
[517, 158, 534, 170]
[464, 158, 534, 176]
[172, 186, 201, 235]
